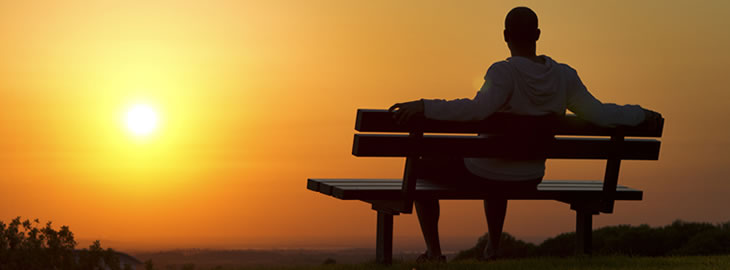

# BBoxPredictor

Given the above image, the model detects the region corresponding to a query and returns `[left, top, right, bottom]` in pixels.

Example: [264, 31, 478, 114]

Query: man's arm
[566, 68, 660, 127]
[390, 63, 513, 124]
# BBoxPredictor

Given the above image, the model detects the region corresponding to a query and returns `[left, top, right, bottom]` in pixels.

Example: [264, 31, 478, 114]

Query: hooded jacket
[423, 55, 646, 180]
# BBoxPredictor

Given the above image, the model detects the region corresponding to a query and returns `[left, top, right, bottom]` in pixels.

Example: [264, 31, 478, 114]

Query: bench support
[575, 209, 597, 255]
[601, 135, 624, 213]
[376, 211, 394, 264]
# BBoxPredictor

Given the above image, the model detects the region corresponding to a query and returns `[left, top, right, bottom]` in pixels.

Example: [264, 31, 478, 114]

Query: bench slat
[353, 135, 660, 160]
[310, 179, 634, 188]
[355, 109, 663, 137]
[307, 178, 643, 201]
[312, 179, 607, 185]
[315, 182, 636, 189]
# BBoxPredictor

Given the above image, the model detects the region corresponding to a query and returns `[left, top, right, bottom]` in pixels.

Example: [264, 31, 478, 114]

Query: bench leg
[575, 210, 593, 255]
[376, 211, 394, 265]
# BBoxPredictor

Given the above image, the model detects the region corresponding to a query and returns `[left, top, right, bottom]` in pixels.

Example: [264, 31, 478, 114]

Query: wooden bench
[307, 109, 664, 264]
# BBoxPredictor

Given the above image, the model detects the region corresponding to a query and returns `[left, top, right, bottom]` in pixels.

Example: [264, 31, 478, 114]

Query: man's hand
[642, 109, 663, 130]
[388, 100, 425, 125]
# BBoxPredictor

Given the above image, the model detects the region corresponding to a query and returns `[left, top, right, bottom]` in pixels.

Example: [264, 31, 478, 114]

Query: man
[389, 7, 662, 262]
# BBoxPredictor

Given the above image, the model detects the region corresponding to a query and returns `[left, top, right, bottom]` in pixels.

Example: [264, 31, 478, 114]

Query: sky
[1, 0, 729, 252]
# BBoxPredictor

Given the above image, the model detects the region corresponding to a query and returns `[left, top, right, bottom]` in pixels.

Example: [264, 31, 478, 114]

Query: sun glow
[125, 104, 159, 137]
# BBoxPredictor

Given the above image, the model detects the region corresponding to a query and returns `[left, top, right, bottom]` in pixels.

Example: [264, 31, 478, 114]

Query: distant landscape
[136, 255, 730, 270]
[132, 249, 421, 268]
[2, 218, 730, 269]
[127, 220, 730, 269]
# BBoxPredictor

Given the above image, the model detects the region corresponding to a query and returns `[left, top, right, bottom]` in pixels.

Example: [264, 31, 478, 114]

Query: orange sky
[1, 0, 729, 252]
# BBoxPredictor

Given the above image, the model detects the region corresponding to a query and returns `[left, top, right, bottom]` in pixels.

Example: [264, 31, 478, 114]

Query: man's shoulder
[543, 55, 578, 73]
[488, 59, 511, 69]
[485, 60, 512, 75]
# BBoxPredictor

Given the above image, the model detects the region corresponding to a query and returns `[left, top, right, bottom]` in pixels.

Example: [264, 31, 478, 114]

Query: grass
[223, 256, 730, 270]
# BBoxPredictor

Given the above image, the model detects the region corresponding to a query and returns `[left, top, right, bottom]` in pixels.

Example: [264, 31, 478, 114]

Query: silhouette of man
[389, 7, 662, 262]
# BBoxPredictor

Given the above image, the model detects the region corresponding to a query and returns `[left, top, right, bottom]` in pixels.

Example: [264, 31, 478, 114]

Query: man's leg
[483, 198, 508, 259]
[415, 199, 442, 257]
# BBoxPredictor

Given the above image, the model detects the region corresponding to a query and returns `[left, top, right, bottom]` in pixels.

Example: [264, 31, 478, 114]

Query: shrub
[452, 232, 537, 260]
[0, 217, 122, 269]
[457, 220, 730, 259]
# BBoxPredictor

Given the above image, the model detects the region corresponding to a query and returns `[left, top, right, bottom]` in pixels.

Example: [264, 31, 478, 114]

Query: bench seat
[308, 178, 642, 201]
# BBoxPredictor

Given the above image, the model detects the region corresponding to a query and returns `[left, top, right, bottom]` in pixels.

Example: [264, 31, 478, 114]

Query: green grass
[229, 256, 730, 270]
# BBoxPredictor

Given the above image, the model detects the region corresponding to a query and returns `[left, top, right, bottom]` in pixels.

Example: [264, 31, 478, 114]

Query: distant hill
[133, 248, 423, 268]
[133, 220, 730, 268]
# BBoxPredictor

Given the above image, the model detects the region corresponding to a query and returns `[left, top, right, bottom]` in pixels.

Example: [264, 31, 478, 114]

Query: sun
[125, 104, 159, 137]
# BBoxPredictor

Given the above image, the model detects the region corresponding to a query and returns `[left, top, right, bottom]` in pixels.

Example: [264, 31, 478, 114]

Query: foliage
[452, 232, 537, 260]
[0, 216, 123, 269]
[146, 259, 156, 270]
[454, 220, 730, 260]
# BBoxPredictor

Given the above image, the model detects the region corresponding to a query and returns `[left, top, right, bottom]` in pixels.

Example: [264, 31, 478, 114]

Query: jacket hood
[506, 55, 562, 105]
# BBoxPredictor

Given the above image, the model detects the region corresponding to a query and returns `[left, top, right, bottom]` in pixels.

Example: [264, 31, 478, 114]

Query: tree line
[0, 217, 131, 270]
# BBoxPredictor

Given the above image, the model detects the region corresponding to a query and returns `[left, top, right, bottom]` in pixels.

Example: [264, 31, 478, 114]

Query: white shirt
[423, 55, 646, 180]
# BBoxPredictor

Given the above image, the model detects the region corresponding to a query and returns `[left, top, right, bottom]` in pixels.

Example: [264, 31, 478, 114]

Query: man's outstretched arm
[567, 69, 661, 128]
[390, 63, 513, 124]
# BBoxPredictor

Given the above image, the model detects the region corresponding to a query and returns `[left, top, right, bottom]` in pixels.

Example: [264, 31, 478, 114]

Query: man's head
[504, 7, 540, 49]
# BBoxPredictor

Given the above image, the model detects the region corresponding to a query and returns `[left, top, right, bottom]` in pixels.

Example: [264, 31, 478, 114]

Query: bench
[307, 109, 664, 264]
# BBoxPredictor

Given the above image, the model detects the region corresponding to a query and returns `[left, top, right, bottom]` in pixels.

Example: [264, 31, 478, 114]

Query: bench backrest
[352, 109, 664, 213]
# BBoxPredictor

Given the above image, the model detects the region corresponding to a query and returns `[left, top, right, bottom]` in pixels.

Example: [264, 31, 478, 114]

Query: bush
[457, 220, 730, 259]
[452, 232, 537, 260]
[0, 217, 122, 269]
[673, 222, 730, 255]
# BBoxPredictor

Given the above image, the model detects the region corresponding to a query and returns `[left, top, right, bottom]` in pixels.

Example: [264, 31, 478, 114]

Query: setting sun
[125, 104, 159, 137]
